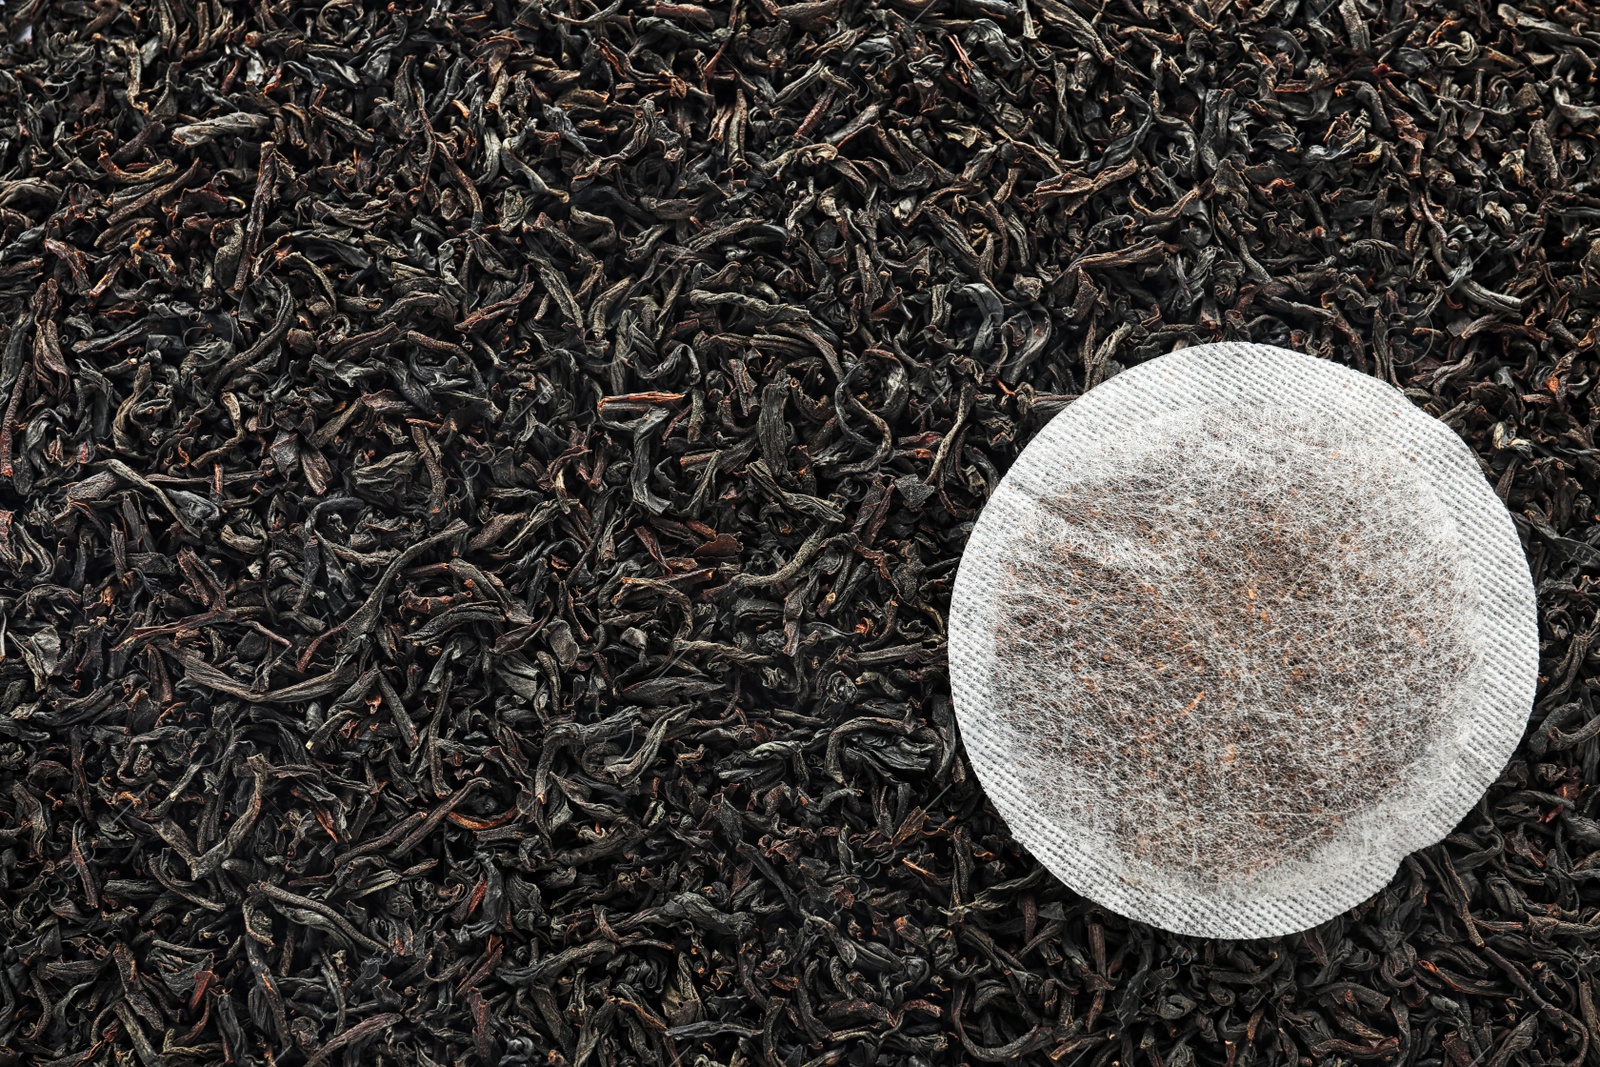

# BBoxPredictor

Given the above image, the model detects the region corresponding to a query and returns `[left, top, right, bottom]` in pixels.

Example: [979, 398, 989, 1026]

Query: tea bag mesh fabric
[949, 343, 1538, 938]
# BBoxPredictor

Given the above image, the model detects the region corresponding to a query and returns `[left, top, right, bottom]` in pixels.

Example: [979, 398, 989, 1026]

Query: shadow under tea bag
[948, 343, 1538, 938]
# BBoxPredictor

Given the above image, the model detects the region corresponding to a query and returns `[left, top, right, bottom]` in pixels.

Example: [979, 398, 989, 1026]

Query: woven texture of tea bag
[948, 343, 1538, 938]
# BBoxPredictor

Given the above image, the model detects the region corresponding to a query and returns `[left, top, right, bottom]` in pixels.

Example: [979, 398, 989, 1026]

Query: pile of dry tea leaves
[0, 0, 1596, 1064]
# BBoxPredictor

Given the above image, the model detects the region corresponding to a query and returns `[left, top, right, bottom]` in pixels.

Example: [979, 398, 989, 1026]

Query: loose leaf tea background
[0, 0, 1596, 1064]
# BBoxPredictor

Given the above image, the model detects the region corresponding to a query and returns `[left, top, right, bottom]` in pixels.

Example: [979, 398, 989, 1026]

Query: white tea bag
[948, 343, 1538, 938]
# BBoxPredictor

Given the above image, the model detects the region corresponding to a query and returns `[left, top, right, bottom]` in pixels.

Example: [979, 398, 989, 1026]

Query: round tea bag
[949, 343, 1538, 938]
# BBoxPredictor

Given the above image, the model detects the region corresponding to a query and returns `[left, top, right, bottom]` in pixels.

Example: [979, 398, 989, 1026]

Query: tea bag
[948, 343, 1538, 938]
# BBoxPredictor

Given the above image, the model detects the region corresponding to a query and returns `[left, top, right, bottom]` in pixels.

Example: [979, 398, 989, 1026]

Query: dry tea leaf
[949, 343, 1538, 938]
